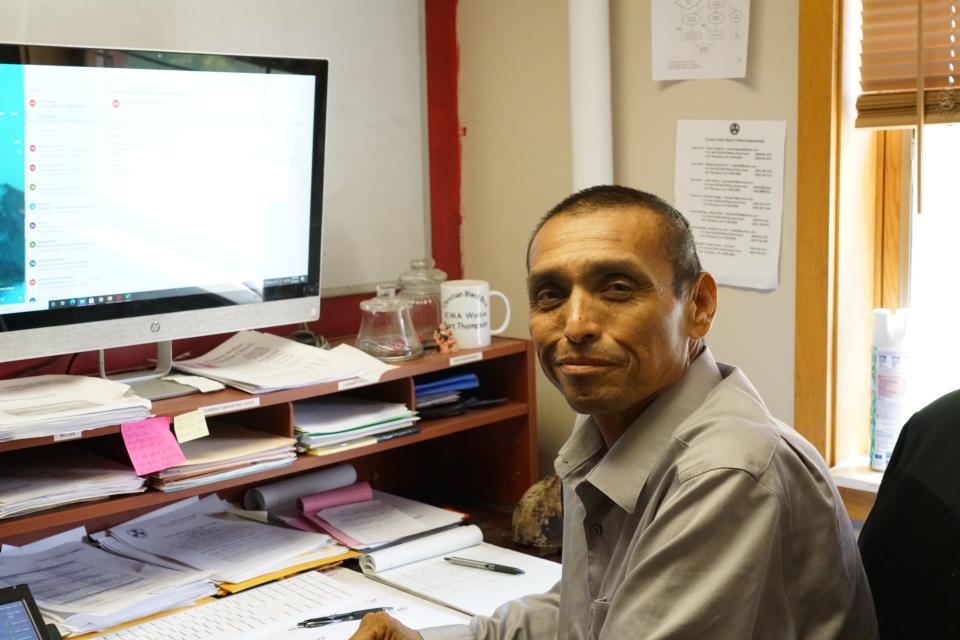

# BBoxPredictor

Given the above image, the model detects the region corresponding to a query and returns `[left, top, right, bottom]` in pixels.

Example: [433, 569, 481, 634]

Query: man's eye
[533, 288, 564, 306]
[604, 282, 634, 298]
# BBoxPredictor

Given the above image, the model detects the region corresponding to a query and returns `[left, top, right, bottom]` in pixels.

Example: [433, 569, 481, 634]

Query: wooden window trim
[874, 130, 908, 310]
[797, 0, 908, 467]
[796, 0, 842, 462]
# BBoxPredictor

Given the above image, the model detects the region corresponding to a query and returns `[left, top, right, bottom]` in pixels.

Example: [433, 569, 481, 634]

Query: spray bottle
[870, 308, 910, 472]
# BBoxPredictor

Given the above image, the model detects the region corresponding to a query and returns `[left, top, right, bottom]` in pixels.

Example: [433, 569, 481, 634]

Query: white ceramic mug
[440, 279, 512, 349]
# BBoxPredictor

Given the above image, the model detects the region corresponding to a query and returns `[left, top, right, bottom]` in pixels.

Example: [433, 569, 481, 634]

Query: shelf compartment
[0, 401, 529, 544]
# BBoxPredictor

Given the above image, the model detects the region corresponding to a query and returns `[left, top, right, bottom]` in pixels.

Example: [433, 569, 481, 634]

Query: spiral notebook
[358, 524, 561, 616]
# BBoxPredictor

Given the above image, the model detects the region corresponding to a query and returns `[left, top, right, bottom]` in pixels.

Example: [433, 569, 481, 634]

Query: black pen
[443, 556, 525, 575]
[297, 606, 392, 628]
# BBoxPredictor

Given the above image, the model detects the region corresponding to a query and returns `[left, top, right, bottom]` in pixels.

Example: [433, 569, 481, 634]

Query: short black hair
[526, 185, 703, 296]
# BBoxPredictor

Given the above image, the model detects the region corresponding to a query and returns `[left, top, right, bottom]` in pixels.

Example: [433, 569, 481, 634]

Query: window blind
[858, 0, 959, 127]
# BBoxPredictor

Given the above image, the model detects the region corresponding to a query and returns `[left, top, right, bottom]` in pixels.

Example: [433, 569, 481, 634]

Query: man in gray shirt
[352, 186, 877, 639]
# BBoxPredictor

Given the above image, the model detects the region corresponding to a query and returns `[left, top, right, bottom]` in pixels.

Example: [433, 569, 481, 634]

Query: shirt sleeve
[600, 467, 787, 639]
[420, 580, 561, 640]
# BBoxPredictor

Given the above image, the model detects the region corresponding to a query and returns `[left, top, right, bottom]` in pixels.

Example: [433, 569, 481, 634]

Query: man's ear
[686, 272, 717, 339]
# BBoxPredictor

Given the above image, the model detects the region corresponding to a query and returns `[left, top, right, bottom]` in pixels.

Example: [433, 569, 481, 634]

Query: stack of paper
[172, 330, 396, 393]
[0, 375, 151, 441]
[96, 567, 468, 640]
[0, 533, 216, 637]
[298, 482, 465, 551]
[294, 396, 420, 454]
[94, 496, 350, 586]
[0, 447, 145, 519]
[359, 524, 562, 617]
[149, 423, 297, 492]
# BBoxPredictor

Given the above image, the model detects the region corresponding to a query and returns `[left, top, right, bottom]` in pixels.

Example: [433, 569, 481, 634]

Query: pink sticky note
[121, 416, 186, 476]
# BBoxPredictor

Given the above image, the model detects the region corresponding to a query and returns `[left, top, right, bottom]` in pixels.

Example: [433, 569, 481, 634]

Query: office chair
[858, 389, 960, 639]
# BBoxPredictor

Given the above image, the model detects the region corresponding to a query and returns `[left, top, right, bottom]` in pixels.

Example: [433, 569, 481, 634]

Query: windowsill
[829, 456, 883, 522]
[830, 456, 883, 494]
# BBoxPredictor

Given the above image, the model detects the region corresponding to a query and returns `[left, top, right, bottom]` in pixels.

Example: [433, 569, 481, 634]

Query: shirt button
[590, 523, 603, 536]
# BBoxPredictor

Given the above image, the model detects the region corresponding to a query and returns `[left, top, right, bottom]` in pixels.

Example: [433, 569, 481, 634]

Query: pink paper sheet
[298, 481, 373, 547]
[298, 480, 373, 512]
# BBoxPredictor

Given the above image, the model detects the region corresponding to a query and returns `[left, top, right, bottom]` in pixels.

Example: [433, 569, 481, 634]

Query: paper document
[1, 526, 86, 554]
[172, 331, 383, 393]
[99, 496, 347, 584]
[161, 374, 226, 393]
[150, 422, 297, 492]
[97, 567, 467, 640]
[294, 396, 419, 450]
[0, 541, 215, 636]
[301, 489, 465, 550]
[0, 375, 150, 441]
[651, 0, 750, 80]
[0, 447, 144, 519]
[675, 119, 786, 289]
[294, 396, 416, 434]
[360, 524, 561, 617]
[305, 425, 421, 457]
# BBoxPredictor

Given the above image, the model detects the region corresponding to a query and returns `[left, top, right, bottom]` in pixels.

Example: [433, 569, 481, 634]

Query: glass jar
[356, 284, 423, 361]
[397, 257, 447, 347]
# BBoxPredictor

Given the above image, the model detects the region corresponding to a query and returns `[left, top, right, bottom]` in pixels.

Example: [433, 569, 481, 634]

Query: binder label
[449, 352, 483, 366]
[201, 398, 261, 416]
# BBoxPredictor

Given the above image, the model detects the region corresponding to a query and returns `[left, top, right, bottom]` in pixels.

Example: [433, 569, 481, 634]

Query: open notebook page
[359, 525, 561, 617]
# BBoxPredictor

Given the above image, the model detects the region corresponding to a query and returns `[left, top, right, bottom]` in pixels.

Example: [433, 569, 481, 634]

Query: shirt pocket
[588, 598, 611, 639]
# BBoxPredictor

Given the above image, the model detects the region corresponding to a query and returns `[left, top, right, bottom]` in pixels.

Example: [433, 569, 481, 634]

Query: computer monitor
[0, 45, 327, 395]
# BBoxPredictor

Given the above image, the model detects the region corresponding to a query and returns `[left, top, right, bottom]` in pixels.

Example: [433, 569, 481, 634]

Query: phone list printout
[674, 119, 786, 290]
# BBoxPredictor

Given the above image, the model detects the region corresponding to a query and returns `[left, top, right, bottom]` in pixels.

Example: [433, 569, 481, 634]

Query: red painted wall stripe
[424, 0, 462, 280]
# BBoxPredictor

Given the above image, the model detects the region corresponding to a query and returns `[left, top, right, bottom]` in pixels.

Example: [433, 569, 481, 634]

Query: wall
[0, 0, 429, 294]
[0, 0, 463, 379]
[458, 0, 799, 473]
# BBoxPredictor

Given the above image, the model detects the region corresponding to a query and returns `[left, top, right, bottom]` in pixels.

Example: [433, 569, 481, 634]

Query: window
[796, 0, 959, 481]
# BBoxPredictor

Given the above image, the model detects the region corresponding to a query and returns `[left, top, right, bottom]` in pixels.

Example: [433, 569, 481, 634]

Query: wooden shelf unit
[0, 337, 538, 546]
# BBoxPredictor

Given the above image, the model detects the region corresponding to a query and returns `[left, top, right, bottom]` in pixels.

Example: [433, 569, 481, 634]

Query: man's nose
[562, 290, 602, 344]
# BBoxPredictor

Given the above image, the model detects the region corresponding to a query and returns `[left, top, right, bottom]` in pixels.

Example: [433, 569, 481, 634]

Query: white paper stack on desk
[0, 375, 150, 441]
[93, 495, 349, 586]
[149, 423, 297, 492]
[0, 532, 216, 637]
[359, 524, 562, 617]
[171, 330, 395, 393]
[0, 447, 145, 519]
[294, 396, 420, 454]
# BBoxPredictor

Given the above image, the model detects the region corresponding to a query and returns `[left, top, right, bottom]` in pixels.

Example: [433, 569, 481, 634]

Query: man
[352, 186, 877, 639]
[858, 389, 960, 637]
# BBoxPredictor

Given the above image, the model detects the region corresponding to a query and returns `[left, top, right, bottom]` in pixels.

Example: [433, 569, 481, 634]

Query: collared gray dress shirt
[422, 348, 877, 639]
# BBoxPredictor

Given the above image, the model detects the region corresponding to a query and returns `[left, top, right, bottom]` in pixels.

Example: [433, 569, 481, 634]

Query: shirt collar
[555, 347, 724, 513]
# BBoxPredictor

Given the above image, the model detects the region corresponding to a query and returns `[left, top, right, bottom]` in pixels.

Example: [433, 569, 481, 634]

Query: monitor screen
[0, 600, 42, 640]
[0, 45, 327, 363]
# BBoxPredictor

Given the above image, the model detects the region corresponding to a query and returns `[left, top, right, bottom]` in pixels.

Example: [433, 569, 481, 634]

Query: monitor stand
[99, 340, 195, 400]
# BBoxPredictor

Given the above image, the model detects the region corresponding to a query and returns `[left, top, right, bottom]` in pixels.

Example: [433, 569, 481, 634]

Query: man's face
[527, 207, 697, 422]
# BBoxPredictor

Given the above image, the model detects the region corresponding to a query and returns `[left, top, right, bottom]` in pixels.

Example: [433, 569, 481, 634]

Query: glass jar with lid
[355, 284, 423, 361]
[397, 257, 447, 347]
